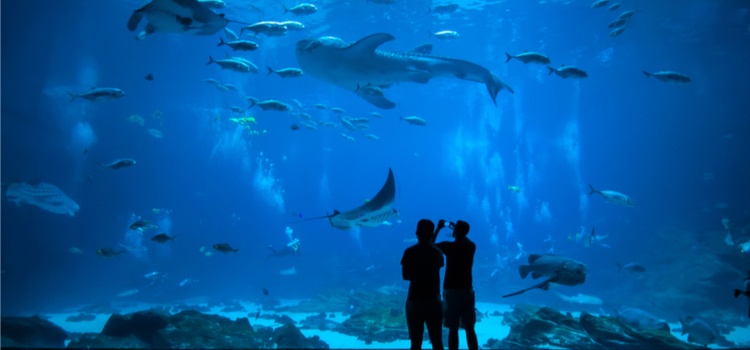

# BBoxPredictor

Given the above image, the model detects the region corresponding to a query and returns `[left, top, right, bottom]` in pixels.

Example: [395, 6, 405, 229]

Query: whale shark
[6, 182, 80, 216]
[296, 33, 513, 109]
[127, 0, 230, 40]
[297, 168, 396, 230]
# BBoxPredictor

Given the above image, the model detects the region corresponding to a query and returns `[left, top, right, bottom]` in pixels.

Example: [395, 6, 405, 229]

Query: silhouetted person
[264, 238, 301, 263]
[434, 220, 478, 350]
[401, 219, 444, 350]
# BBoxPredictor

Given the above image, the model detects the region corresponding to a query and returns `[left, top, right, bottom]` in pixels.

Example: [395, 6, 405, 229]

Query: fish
[252, 99, 292, 111]
[127, 0, 230, 40]
[547, 65, 588, 79]
[502, 254, 588, 298]
[145, 73, 154, 81]
[223, 55, 259, 73]
[151, 233, 176, 243]
[240, 21, 288, 36]
[429, 4, 459, 14]
[608, 18, 629, 28]
[588, 184, 634, 207]
[213, 243, 239, 254]
[613, 307, 669, 331]
[280, 21, 305, 31]
[679, 316, 717, 346]
[147, 129, 163, 138]
[279, 266, 297, 275]
[642, 70, 691, 84]
[610, 26, 626, 37]
[505, 51, 551, 65]
[507, 185, 521, 193]
[734, 273, 750, 318]
[6, 182, 80, 216]
[617, 10, 637, 20]
[68, 247, 84, 254]
[198, 0, 225, 9]
[217, 38, 259, 51]
[68, 88, 125, 103]
[223, 27, 239, 40]
[616, 262, 645, 273]
[207, 56, 253, 73]
[267, 67, 304, 78]
[608, 3, 622, 11]
[130, 219, 158, 231]
[296, 33, 513, 109]
[99, 158, 136, 169]
[400, 116, 427, 126]
[205, 78, 228, 91]
[96, 248, 126, 257]
[116, 289, 140, 297]
[296, 168, 396, 230]
[262, 288, 269, 296]
[591, 0, 609, 8]
[429, 30, 460, 40]
[284, 3, 317, 16]
[553, 292, 603, 305]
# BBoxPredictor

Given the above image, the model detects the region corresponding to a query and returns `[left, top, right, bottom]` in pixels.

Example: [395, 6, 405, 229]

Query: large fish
[295, 33, 513, 109]
[588, 184, 634, 207]
[298, 168, 396, 230]
[6, 182, 80, 216]
[127, 0, 230, 40]
[502, 254, 588, 298]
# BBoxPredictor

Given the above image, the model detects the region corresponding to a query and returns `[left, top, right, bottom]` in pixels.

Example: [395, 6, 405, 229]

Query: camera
[448, 221, 455, 229]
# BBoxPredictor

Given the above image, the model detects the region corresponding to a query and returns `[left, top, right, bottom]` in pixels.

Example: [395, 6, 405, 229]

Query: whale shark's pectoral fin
[355, 91, 397, 109]
[345, 33, 395, 56]
[128, 9, 144, 32]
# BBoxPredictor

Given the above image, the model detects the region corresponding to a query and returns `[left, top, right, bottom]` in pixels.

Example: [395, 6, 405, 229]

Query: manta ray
[295, 33, 514, 109]
[127, 0, 231, 40]
[299, 168, 396, 230]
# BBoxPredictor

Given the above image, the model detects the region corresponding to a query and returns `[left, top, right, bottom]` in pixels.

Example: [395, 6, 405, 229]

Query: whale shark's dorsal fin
[346, 33, 395, 55]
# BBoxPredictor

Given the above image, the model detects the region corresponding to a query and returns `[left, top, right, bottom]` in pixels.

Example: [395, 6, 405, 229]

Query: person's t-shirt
[436, 237, 475, 289]
[401, 242, 444, 300]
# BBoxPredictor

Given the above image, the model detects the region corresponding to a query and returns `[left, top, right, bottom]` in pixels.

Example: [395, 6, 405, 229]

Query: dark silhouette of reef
[485, 304, 706, 349]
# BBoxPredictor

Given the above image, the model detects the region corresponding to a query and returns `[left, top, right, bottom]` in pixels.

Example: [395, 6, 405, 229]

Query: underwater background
[2, 0, 750, 346]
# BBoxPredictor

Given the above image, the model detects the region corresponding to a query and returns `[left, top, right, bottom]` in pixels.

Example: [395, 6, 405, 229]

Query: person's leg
[447, 327, 459, 350]
[425, 299, 443, 350]
[406, 300, 424, 349]
[461, 290, 478, 350]
[465, 327, 478, 350]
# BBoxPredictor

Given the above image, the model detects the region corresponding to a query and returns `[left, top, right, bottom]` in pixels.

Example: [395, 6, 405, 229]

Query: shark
[127, 0, 231, 40]
[295, 33, 514, 109]
[298, 168, 396, 230]
[6, 182, 80, 216]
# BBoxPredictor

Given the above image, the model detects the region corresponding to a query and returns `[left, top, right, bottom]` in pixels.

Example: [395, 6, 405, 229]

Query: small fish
[151, 233, 176, 243]
[262, 288, 269, 296]
[610, 26, 626, 37]
[267, 67, 304, 78]
[213, 243, 239, 254]
[68, 88, 125, 103]
[255, 309, 261, 320]
[370, 112, 383, 118]
[97, 248, 126, 257]
[508, 185, 521, 193]
[223, 27, 239, 41]
[364, 134, 379, 140]
[547, 65, 588, 79]
[608, 18, 629, 28]
[642, 70, 691, 84]
[279, 21, 305, 31]
[505, 51, 551, 65]
[617, 10, 637, 20]
[99, 158, 136, 169]
[429, 4, 459, 14]
[279, 266, 297, 275]
[591, 0, 609, 9]
[130, 219, 158, 231]
[147, 129, 163, 138]
[314, 103, 328, 110]
[128, 114, 145, 126]
[116, 289, 139, 297]
[240, 21, 288, 37]
[330, 107, 346, 114]
[290, 124, 301, 131]
[616, 262, 646, 273]
[430, 30, 459, 40]
[284, 3, 317, 16]
[400, 116, 427, 126]
[223, 55, 259, 73]
[224, 84, 239, 92]
[68, 247, 84, 254]
[588, 184, 634, 207]
[252, 100, 292, 111]
[608, 3, 622, 11]
[217, 38, 259, 51]
[198, 0, 226, 9]
[144, 73, 154, 81]
[207, 56, 253, 73]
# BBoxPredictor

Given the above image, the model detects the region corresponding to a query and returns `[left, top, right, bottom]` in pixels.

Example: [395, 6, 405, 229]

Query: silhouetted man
[401, 219, 444, 350]
[434, 220, 477, 350]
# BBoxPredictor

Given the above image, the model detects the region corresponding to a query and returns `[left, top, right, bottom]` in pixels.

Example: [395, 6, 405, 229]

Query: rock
[580, 312, 702, 349]
[65, 313, 97, 322]
[272, 323, 329, 349]
[1, 316, 68, 348]
[101, 310, 169, 347]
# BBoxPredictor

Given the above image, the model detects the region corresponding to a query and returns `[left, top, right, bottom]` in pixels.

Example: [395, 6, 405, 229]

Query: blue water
[2, 0, 749, 327]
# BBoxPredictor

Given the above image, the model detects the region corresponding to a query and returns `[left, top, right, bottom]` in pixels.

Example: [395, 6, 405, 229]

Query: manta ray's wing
[502, 276, 557, 298]
[127, 0, 228, 40]
[329, 168, 396, 229]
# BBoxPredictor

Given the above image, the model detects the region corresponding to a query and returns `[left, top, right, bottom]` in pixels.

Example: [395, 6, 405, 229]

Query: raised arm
[432, 220, 447, 244]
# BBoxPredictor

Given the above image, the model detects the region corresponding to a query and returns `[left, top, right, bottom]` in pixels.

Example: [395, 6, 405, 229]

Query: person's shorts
[405, 297, 443, 338]
[443, 288, 476, 329]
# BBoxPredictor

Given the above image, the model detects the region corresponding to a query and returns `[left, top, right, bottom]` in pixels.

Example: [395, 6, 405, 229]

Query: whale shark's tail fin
[486, 73, 514, 105]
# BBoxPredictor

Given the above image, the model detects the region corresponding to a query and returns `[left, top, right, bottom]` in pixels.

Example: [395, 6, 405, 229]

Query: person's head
[452, 220, 470, 238]
[416, 219, 435, 242]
